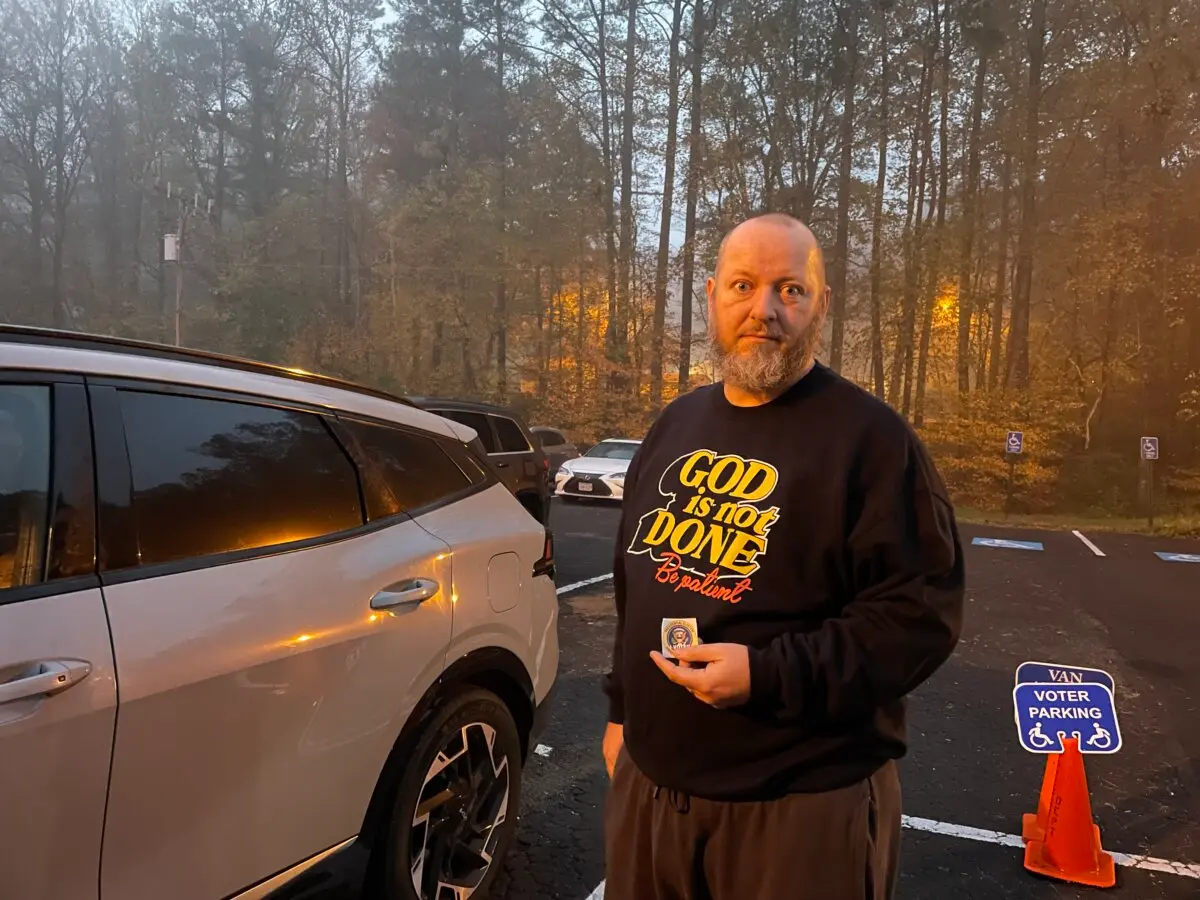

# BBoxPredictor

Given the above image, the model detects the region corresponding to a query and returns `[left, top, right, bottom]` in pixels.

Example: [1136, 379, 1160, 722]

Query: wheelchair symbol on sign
[1027, 722, 1054, 749]
[1086, 722, 1113, 750]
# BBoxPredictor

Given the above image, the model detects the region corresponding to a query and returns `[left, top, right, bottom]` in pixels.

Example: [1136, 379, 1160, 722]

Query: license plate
[578, 482, 593, 492]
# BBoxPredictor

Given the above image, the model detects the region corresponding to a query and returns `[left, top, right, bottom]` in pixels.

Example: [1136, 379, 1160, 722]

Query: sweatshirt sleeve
[601, 430, 651, 725]
[746, 428, 965, 725]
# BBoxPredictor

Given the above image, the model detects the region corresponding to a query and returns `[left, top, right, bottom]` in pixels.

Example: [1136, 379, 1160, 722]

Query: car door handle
[370, 578, 440, 610]
[0, 660, 91, 706]
[494, 461, 510, 468]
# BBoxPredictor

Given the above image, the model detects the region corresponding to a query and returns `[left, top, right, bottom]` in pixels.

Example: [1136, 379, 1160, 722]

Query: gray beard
[708, 322, 822, 395]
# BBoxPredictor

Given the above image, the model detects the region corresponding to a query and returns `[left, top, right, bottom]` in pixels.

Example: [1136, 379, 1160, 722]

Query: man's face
[705, 218, 829, 396]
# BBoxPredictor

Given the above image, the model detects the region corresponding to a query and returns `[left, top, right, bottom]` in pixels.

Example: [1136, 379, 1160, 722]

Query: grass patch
[953, 507, 1200, 537]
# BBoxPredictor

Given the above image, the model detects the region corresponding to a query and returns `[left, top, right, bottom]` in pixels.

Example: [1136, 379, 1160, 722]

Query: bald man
[600, 213, 965, 899]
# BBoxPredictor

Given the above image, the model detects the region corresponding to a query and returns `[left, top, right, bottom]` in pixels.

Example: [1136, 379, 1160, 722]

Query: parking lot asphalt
[490, 498, 1200, 900]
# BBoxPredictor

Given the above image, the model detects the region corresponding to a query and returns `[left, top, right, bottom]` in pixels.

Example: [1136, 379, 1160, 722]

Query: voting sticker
[661, 617, 699, 659]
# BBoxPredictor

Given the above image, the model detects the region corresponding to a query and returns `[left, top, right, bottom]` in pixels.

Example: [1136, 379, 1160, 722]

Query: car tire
[516, 492, 545, 524]
[380, 688, 523, 900]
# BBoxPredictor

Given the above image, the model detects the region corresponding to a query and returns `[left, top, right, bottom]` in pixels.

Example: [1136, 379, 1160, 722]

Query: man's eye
[733, 281, 751, 292]
[783, 285, 805, 298]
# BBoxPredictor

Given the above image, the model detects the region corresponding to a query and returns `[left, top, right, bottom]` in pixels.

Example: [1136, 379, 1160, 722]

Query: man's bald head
[715, 213, 826, 287]
[705, 212, 830, 404]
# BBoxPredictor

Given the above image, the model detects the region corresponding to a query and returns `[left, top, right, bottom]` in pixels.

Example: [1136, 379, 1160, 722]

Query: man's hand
[650, 643, 752, 708]
[603, 721, 624, 780]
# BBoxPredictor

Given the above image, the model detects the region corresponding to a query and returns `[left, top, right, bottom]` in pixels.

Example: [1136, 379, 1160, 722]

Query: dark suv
[409, 398, 551, 525]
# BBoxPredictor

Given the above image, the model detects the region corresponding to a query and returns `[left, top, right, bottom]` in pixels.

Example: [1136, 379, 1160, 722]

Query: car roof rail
[0, 324, 419, 410]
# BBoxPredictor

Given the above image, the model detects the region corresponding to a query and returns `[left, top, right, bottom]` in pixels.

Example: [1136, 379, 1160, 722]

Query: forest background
[2, 0, 1198, 527]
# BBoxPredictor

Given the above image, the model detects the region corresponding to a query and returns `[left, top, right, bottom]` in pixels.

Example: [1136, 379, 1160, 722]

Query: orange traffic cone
[1023, 737, 1116, 888]
[1022, 751, 1060, 842]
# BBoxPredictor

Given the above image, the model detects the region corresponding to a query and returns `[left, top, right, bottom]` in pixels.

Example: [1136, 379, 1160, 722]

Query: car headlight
[609, 472, 625, 483]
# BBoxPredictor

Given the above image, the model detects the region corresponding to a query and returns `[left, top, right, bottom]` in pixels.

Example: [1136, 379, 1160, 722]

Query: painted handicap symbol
[1086, 722, 1113, 750]
[1027, 722, 1053, 749]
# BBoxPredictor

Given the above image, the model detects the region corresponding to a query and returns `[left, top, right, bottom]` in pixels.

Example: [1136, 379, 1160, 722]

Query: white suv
[0, 326, 559, 900]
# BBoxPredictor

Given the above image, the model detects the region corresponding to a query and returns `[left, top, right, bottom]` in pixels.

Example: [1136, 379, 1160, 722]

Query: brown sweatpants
[603, 749, 902, 900]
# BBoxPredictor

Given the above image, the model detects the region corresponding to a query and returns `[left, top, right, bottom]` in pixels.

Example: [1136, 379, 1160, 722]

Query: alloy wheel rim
[409, 721, 510, 899]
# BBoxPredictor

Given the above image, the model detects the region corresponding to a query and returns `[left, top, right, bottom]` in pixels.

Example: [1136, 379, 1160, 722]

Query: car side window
[0, 385, 51, 591]
[340, 419, 474, 519]
[492, 416, 531, 453]
[433, 410, 497, 454]
[118, 390, 362, 567]
[535, 429, 564, 448]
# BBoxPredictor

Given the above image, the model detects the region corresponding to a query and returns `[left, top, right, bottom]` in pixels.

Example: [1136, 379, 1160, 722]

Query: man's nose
[748, 285, 782, 320]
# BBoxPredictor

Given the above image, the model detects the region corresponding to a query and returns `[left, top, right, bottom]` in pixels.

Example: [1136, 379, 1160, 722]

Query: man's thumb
[672, 642, 719, 662]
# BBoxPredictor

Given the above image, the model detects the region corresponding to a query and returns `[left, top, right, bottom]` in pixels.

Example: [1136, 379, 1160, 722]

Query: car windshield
[584, 442, 638, 461]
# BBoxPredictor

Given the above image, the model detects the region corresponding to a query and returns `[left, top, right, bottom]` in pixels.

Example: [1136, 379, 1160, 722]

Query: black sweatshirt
[603, 362, 965, 801]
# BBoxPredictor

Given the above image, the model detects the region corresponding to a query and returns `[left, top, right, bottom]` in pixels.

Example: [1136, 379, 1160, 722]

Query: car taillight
[533, 529, 555, 579]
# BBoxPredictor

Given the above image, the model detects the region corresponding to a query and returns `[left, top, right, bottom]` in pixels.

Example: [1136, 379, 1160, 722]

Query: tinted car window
[342, 420, 473, 518]
[445, 441, 490, 485]
[492, 416, 531, 453]
[534, 429, 565, 447]
[432, 409, 497, 453]
[119, 391, 362, 566]
[0, 385, 51, 590]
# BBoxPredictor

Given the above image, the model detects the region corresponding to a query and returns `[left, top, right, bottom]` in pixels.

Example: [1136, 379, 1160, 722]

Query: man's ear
[706, 276, 716, 321]
[820, 284, 831, 318]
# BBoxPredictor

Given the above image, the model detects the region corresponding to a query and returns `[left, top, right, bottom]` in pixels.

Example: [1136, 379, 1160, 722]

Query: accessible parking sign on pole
[1004, 431, 1023, 518]
[1141, 436, 1159, 529]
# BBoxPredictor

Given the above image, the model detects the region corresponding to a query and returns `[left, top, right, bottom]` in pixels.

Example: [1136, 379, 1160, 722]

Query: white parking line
[1071, 529, 1107, 557]
[579, 815, 1200, 896]
[556, 573, 614, 596]
[901, 815, 1200, 879]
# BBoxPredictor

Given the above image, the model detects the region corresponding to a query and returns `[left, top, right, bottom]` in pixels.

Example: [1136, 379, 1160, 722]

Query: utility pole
[156, 180, 212, 346]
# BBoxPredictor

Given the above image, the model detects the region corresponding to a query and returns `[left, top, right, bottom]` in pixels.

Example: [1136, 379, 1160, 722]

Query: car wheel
[516, 492, 545, 523]
[380, 689, 523, 900]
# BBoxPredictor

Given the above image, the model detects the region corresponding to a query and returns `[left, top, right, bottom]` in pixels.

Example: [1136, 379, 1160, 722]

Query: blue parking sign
[1006, 431, 1024, 454]
[1155, 552, 1200, 563]
[972, 537, 1043, 551]
[1013, 682, 1121, 754]
[1015, 661, 1114, 693]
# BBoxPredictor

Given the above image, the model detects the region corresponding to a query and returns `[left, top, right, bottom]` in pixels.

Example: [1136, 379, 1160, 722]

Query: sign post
[1141, 437, 1159, 530]
[1005, 431, 1023, 519]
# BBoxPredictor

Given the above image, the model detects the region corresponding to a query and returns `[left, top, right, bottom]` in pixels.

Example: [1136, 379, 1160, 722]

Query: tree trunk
[956, 50, 987, 396]
[889, 110, 922, 407]
[649, 0, 684, 407]
[535, 266, 548, 396]
[51, 0, 71, 329]
[598, 0, 620, 361]
[493, 0, 509, 399]
[829, 0, 860, 372]
[897, 32, 934, 416]
[338, 57, 352, 314]
[868, 3, 889, 399]
[576, 137, 589, 400]
[1005, 0, 1045, 391]
[914, 0, 950, 427]
[677, 0, 705, 395]
[988, 145, 1012, 390]
[614, 0, 638, 367]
